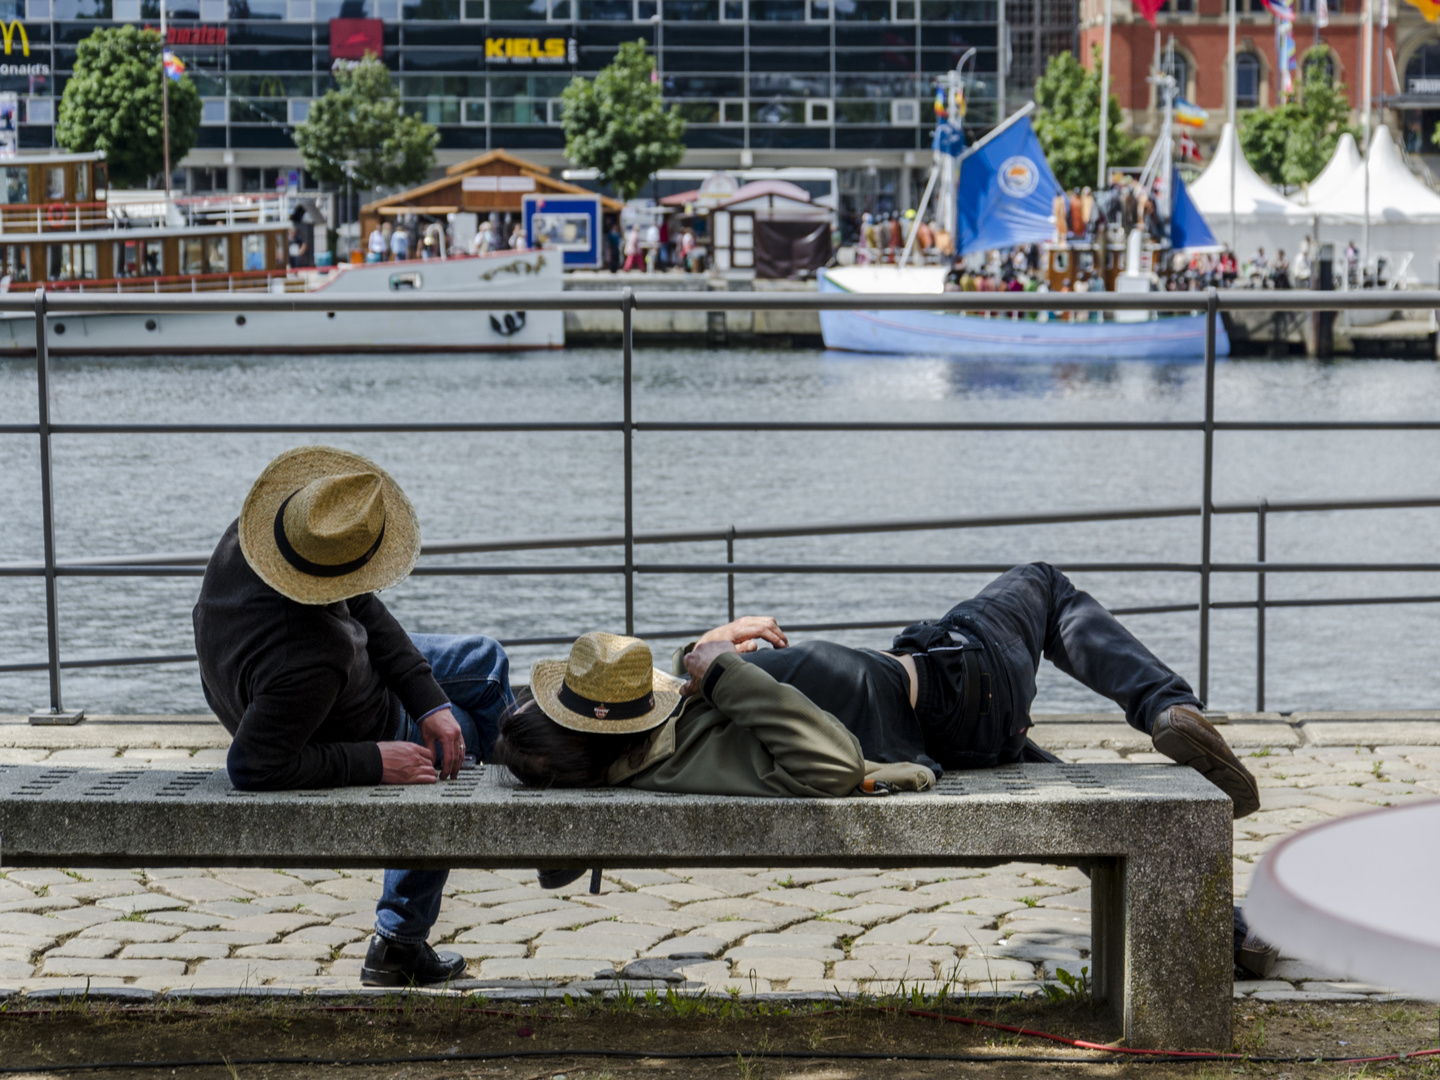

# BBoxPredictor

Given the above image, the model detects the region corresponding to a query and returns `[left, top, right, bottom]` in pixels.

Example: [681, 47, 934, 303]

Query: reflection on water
[1, 347, 1438, 716]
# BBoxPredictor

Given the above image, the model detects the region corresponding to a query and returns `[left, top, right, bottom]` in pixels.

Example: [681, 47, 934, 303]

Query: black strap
[273, 491, 386, 578]
[557, 682, 655, 722]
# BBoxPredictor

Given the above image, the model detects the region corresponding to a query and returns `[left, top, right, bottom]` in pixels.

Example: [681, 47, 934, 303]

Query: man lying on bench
[496, 563, 1260, 819]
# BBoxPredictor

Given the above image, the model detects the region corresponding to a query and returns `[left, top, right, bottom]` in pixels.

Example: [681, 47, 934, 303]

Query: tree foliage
[293, 56, 438, 189]
[561, 40, 686, 201]
[56, 26, 201, 188]
[1240, 46, 1357, 188]
[1033, 49, 1148, 193]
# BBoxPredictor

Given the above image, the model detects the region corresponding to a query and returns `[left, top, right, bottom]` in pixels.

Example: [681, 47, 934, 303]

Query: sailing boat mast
[1097, 0, 1113, 190]
[160, 0, 170, 200]
[1227, 0, 1237, 254]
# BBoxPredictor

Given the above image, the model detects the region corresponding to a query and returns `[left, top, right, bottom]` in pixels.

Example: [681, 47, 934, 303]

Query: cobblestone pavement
[2, 710, 1437, 1004]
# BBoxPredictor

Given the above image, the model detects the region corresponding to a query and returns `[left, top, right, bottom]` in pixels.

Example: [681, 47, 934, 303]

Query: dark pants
[909, 563, 1201, 767]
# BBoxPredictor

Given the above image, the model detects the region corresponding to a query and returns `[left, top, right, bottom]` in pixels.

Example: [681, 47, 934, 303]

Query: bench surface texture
[0, 760, 1232, 1050]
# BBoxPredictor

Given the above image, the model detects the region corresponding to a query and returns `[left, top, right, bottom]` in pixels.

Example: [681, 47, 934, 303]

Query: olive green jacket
[622, 650, 867, 798]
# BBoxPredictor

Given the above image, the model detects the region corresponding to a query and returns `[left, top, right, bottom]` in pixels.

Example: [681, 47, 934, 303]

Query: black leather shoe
[537, 867, 588, 891]
[360, 934, 466, 987]
[1152, 705, 1262, 818]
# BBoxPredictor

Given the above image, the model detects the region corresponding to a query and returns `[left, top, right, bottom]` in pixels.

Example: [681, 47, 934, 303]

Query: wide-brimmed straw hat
[238, 445, 421, 605]
[531, 632, 683, 735]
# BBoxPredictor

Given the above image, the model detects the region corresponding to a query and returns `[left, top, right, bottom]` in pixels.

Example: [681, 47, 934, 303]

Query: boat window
[206, 235, 229, 274]
[242, 234, 267, 271]
[1078, 250, 1094, 272]
[115, 239, 163, 277]
[389, 272, 423, 290]
[48, 243, 97, 281]
[75, 165, 89, 202]
[1, 245, 29, 282]
[45, 167, 65, 202]
[0, 167, 27, 205]
[182, 238, 206, 276]
[1053, 250, 1069, 271]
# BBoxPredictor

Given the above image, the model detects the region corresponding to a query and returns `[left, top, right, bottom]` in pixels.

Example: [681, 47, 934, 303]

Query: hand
[379, 741, 439, 785]
[695, 616, 788, 654]
[419, 707, 465, 781]
[681, 640, 737, 697]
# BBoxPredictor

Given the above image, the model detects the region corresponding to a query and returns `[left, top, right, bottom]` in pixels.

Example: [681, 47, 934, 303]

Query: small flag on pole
[163, 50, 185, 81]
[1316, 0, 1329, 27]
[934, 85, 947, 118]
[1133, 0, 1165, 27]
[1178, 130, 1202, 162]
[1174, 97, 1209, 126]
[1403, 0, 1440, 20]
[1262, 0, 1296, 20]
[1277, 22, 1296, 94]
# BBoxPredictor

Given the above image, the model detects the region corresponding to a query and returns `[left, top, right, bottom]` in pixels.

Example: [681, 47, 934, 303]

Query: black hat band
[557, 681, 656, 722]
[274, 490, 386, 579]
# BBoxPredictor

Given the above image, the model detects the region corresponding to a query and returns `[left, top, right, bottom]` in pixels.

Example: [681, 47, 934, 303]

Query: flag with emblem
[163, 50, 185, 81]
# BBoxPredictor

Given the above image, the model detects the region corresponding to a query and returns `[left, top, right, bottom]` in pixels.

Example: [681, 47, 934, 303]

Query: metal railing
[4, 285, 1440, 719]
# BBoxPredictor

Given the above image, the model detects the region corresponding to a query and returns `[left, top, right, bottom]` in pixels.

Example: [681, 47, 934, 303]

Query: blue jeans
[374, 633, 512, 944]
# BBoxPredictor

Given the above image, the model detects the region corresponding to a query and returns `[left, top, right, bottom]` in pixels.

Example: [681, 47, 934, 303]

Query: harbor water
[1, 346, 1438, 717]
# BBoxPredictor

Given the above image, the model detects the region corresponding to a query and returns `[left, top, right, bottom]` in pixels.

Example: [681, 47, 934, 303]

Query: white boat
[0, 151, 564, 355]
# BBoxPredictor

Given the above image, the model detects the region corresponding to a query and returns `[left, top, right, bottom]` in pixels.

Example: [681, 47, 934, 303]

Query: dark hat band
[557, 681, 655, 722]
[274, 490, 386, 579]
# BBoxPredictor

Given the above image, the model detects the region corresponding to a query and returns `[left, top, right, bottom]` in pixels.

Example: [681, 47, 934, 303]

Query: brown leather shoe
[1152, 705, 1261, 818]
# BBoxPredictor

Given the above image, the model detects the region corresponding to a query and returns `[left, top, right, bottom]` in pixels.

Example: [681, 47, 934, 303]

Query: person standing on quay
[192, 446, 512, 987]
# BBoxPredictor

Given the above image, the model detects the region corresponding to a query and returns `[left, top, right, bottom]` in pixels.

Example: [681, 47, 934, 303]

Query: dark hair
[492, 686, 655, 789]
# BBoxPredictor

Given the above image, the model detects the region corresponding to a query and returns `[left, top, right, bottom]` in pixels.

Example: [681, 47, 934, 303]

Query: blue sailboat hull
[818, 272, 1231, 361]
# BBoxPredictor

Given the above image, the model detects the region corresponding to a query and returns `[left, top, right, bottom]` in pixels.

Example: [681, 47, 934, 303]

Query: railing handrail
[7, 285, 1440, 716]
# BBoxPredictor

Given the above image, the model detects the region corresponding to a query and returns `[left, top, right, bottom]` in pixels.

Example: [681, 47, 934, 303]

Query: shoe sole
[1153, 720, 1261, 818]
[360, 965, 464, 988]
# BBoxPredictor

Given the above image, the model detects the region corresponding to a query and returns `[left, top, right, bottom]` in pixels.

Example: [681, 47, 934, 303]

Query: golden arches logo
[0, 22, 29, 57]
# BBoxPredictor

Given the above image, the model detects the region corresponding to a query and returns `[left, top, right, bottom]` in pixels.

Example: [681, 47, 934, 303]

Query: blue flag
[1169, 167, 1217, 249]
[955, 115, 1063, 257]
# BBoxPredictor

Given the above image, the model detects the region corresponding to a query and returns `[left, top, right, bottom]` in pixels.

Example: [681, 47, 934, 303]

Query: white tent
[1300, 127, 1440, 284]
[1292, 132, 1361, 209]
[1189, 122, 1313, 259]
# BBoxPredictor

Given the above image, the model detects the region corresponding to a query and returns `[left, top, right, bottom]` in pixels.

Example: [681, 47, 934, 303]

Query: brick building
[1077, 0, 1400, 158]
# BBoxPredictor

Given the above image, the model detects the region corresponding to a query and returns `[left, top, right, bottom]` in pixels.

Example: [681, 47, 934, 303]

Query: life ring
[46, 203, 66, 227]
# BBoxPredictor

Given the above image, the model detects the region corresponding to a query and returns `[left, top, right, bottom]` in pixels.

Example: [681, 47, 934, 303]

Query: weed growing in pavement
[119, 910, 147, 922]
[1019, 896, 1039, 908]
[1250, 747, 1273, 758]
[1040, 966, 1090, 1004]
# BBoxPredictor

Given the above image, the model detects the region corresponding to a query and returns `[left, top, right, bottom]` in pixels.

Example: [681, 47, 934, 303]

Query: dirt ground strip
[4, 998, 1440, 1080]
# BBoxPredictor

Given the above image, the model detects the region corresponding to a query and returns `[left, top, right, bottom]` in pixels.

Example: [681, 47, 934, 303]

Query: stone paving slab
[0, 711, 1431, 1004]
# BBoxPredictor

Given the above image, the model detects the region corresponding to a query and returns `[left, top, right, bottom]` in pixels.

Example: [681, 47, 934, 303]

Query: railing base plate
[27, 709, 85, 726]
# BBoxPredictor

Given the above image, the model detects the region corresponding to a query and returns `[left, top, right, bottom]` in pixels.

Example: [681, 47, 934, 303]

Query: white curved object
[1245, 798, 1440, 1000]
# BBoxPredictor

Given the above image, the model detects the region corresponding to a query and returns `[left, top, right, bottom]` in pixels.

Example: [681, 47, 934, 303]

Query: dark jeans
[925, 563, 1200, 761]
[374, 633, 513, 944]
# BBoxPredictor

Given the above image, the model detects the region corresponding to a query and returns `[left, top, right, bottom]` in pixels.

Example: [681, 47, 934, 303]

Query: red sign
[144, 25, 227, 45]
[330, 18, 383, 61]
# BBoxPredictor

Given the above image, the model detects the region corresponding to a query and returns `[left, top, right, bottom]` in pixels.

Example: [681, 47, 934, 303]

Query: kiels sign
[485, 37, 575, 64]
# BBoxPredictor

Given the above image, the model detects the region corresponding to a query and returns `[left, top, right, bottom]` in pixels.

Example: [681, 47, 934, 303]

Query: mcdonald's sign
[0, 22, 29, 57]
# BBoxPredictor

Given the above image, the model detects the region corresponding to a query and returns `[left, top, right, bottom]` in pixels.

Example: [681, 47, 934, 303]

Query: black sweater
[193, 520, 449, 790]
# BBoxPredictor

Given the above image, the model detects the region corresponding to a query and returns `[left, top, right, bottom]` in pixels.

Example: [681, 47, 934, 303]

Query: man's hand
[419, 707, 465, 781]
[681, 640, 738, 697]
[379, 741, 439, 785]
[696, 616, 788, 653]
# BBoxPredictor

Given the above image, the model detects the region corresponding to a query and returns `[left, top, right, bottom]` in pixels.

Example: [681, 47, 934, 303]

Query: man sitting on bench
[192, 445, 512, 988]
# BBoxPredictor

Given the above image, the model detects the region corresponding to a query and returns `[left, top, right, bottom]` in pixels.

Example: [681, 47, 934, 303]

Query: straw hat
[238, 446, 420, 605]
[531, 632, 683, 735]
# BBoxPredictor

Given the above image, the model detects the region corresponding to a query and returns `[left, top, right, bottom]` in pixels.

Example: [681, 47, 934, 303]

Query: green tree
[293, 56, 438, 189]
[1241, 46, 1357, 187]
[561, 40, 686, 201]
[1033, 48, 1147, 193]
[55, 26, 201, 188]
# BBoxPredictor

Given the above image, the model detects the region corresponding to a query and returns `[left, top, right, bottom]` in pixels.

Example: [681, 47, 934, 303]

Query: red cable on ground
[898, 1005, 1440, 1064]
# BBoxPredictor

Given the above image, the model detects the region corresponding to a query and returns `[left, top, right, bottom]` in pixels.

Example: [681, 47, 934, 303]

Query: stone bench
[0, 760, 1231, 1050]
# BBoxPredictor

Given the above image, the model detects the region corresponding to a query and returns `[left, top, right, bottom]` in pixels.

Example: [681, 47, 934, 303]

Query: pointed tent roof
[1303, 126, 1440, 224]
[1189, 122, 1311, 222]
[1292, 132, 1362, 208]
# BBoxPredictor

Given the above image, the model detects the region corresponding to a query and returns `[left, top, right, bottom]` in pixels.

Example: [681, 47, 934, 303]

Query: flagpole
[1228, 0, 1236, 255]
[1362, 0, 1372, 282]
[1097, 0, 1112, 190]
[160, 1, 170, 200]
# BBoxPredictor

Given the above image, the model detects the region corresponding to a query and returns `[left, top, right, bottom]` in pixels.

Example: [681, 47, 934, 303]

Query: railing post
[29, 288, 82, 725]
[1199, 288, 1218, 703]
[1256, 498, 1267, 712]
[726, 525, 736, 622]
[622, 287, 635, 636]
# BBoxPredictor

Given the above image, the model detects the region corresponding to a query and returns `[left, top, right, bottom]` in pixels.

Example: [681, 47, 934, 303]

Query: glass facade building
[1, 0, 1074, 203]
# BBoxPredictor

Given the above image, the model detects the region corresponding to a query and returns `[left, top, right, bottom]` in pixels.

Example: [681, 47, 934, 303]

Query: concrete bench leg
[1092, 846, 1232, 1050]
